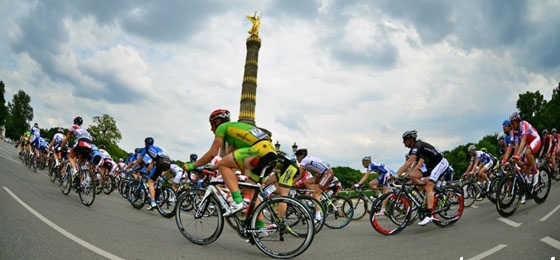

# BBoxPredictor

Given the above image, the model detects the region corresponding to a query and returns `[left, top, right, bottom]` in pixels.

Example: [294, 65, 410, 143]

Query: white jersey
[299, 156, 331, 174]
[99, 149, 112, 160]
[52, 133, 65, 145]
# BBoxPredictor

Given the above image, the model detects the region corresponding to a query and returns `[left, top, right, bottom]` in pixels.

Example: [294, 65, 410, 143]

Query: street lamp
[275, 141, 281, 151]
[292, 142, 298, 154]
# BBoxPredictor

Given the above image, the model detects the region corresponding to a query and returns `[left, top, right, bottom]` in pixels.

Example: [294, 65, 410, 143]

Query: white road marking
[3, 186, 124, 260]
[540, 204, 560, 222]
[467, 244, 508, 260]
[541, 236, 560, 250]
[497, 217, 522, 227]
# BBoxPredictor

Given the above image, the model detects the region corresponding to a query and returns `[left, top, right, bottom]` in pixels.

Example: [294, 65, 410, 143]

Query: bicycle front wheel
[323, 195, 353, 229]
[343, 195, 368, 220]
[369, 192, 410, 235]
[461, 182, 477, 207]
[252, 196, 314, 259]
[175, 189, 223, 245]
[495, 175, 521, 217]
[295, 195, 325, 234]
[78, 170, 96, 207]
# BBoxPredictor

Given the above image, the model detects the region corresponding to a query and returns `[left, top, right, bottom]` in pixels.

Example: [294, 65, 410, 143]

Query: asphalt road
[1, 140, 559, 260]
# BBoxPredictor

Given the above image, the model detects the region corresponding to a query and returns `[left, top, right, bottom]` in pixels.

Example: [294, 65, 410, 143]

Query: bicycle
[495, 159, 552, 217]
[369, 177, 464, 236]
[175, 163, 315, 259]
[342, 186, 379, 220]
[286, 188, 326, 234]
[58, 156, 96, 206]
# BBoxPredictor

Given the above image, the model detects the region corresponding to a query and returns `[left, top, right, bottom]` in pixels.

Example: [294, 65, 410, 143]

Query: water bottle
[411, 189, 423, 203]
[326, 190, 333, 198]
[219, 190, 231, 206]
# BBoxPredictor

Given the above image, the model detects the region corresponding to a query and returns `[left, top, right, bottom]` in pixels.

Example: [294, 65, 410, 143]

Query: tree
[5, 90, 33, 140]
[87, 114, 122, 147]
[516, 90, 546, 123]
[0, 81, 8, 130]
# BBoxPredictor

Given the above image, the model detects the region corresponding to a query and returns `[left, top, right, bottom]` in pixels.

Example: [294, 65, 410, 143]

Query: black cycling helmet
[57, 127, 64, 133]
[144, 137, 154, 146]
[189, 153, 198, 161]
[134, 147, 142, 154]
[295, 149, 308, 157]
[74, 116, 83, 126]
[402, 130, 417, 140]
[33, 122, 39, 128]
[362, 156, 372, 162]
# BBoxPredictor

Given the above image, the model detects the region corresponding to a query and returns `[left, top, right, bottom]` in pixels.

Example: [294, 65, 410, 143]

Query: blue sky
[1, 0, 559, 171]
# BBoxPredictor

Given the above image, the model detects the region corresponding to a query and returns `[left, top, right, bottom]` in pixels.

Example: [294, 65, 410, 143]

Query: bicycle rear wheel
[432, 187, 464, 227]
[128, 180, 147, 209]
[495, 175, 521, 217]
[78, 170, 96, 207]
[370, 192, 410, 235]
[156, 187, 178, 218]
[533, 168, 551, 204]
[344, 195, 368, 220]
[323, 195, 353, 229]
[175, 189, 223, 245]
[252, 196, 314, 259]
[102, 175, 115, 195]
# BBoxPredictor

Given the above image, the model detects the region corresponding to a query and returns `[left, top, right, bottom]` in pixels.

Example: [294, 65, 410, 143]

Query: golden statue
[246, 12, 261, 36]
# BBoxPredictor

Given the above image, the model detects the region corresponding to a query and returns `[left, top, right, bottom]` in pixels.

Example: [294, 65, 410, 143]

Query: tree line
[1, 80, 559, 187]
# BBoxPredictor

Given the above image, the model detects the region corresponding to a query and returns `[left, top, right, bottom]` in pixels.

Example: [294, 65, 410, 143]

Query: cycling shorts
[276, 164, 300, 188]
[233, 140, 277, 182]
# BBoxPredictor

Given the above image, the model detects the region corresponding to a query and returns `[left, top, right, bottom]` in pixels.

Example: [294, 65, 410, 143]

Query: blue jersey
[366, 162, 394, 176]
[140, 145, 169, 160]
[39, 138, 49, 149]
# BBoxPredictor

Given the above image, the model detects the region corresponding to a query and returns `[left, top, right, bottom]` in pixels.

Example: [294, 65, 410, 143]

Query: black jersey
[408, 140, 443, 169]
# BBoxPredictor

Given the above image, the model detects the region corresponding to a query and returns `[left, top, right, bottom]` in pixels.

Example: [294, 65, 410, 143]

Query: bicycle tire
[102, 175, 114, 195]
[49, 166, 59, 183]
[156, 187, 178, 218]
[432, 187, 464, 228]
[486, 177, 501, 204]
[495, 175, 521, 217]
[323, 195, 353, 229]
[369, 192, 410, 235]
[128, 180, 147, 209]
[78, 170, 96, 207]
[252, 196, 314, 259]
[461, 182, 477, 207]
[533, 167, 551, 204]
[175, 189, 224, 245]
[295, 195, 325, 234]
[344, 195, 368, 220]
[59, 173, 71, 195]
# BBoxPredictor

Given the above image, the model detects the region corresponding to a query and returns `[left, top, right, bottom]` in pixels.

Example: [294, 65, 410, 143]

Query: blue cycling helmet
[502, 120, 510, 126]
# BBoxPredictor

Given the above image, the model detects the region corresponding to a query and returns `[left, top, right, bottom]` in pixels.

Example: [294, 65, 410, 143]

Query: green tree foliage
[5, 90, 33, 139]
[87, 114, 122, 147]
[332, 166, 376, 188]
[0, 81, 8, 129]
[516, 90, 546, 123]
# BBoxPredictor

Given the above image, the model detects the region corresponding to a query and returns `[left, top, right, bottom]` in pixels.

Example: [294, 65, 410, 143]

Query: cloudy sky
[1, 0, 559, 171]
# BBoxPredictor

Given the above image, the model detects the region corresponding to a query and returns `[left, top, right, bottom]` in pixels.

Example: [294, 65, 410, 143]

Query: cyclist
[262, 151, 301, 221]
[183, 109, 277, 219]
[128, 137, 171, 210]
[463, 145, 494, 198]
[355, 156, 397, 215]
[502, 112, 541, 189]
[60, 116, 94, 179]
[552, 128, 560, 171]
[48, 127, 66, 167]
[28, 123, 41, 159]
[394, 130, 450, 226]
[169, 161, 187, 191]
[539, 129, 558, 174]
[296, 148, 335, 222]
